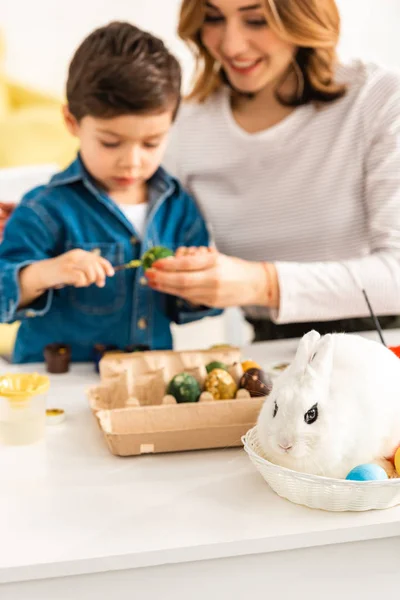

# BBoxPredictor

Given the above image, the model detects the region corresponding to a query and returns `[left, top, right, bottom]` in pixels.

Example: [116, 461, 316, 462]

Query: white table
[1, 331, 400, 600]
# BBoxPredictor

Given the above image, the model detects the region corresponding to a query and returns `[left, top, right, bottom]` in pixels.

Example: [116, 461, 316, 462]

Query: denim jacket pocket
[65, 241, 126, 316]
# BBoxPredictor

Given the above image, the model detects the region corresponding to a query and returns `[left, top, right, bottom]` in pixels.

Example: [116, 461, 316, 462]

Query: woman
[147, 0, 400, 340]
[0, 203, 14, 239]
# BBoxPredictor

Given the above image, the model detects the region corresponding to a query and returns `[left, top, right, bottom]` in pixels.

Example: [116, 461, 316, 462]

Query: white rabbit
[257, 330, 400, 479]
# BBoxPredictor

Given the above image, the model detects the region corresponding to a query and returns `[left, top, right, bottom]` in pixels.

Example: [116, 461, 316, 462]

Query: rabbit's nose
[279, 440, 293, 451]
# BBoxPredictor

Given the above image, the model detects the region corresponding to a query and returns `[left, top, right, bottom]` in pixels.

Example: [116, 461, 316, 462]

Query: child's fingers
[98, 257, 115, 277]
[72, 270, 91, 288]
[85, 263, 103, 286]
[92, 262, 108, 287]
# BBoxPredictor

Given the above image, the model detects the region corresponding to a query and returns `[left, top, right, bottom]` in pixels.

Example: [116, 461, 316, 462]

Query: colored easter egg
[210, 344, 234, 349]
[205, 361, 228, 374]
[241, 360, 261, 372]
[395, 448, 400, 476]
[166, 373, 201, 404]
[142, 246, 174, 271]
[389, 345, 400, 359]
[204, 369, 237, 400]
[239, 368, 273, 397]
[345, 464, 388, 481]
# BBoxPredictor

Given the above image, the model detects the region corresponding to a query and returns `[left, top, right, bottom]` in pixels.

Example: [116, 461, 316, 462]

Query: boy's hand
[19, 249, 115, 309]
[39, 249, 115, 289]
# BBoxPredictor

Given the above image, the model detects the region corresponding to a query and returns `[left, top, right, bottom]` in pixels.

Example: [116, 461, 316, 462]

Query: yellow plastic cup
[0, 373, 50, 445]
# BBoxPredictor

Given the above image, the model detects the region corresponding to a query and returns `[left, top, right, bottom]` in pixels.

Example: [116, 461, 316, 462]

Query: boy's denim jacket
[0, 156, 221, 363]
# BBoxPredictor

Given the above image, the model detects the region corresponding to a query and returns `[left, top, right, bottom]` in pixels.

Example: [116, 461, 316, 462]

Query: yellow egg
[204, 369, 237, 400]
[395, 447, 400, 476]
[241, 360, 261, 372]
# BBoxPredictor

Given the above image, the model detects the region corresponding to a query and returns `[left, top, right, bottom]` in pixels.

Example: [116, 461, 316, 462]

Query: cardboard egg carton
[87, 347, 266, 456]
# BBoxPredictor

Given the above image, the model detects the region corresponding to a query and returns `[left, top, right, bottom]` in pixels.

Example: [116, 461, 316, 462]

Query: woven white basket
[242, 426, 400, 512]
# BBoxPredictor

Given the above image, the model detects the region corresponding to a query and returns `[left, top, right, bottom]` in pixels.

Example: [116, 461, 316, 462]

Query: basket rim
[242, 426, 400, 487]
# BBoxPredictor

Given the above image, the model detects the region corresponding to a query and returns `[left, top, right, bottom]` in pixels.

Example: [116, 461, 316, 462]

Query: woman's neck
[230, 71, 299, 134]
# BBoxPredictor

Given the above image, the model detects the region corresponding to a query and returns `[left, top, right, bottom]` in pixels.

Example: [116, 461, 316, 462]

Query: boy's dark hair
[66, 21, 181, 121]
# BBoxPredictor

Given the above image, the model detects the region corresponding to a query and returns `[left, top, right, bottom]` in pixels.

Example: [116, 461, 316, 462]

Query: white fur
[257, 331, 400, 478]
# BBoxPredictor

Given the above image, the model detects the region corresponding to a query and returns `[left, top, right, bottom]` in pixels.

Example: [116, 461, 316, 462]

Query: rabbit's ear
[293, 330, 321, 369]
[310, 334, 334, 380]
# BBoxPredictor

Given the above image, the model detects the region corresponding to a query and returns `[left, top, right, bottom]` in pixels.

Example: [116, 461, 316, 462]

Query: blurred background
[0, 0, 399, 354]
[2, 0, 400, 97]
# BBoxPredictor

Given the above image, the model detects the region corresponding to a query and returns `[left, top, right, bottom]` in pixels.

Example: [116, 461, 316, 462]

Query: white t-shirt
[163, 60, 400, 323]
[118, 203, 148, 239]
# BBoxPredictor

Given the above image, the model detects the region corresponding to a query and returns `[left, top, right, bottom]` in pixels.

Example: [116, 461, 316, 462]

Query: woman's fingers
[0, 202, 16, 215]
[175, 246, 210, 258]
[147, 265, 216, 290]
[153, 247, 218, 272]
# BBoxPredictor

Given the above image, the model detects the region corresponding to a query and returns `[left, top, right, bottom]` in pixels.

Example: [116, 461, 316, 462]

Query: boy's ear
[63, 105, 80, 137]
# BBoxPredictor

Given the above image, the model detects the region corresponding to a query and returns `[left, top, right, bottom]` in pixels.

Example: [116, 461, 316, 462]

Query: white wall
[0, 0, 192, 95]
[1, 0, 400, 96]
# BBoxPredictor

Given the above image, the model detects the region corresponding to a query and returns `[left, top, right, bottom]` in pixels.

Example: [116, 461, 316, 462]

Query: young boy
[0, 22, 219, 363]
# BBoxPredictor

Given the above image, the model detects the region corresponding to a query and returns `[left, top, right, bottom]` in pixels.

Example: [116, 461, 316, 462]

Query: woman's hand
[145, 247, 279, 309]
[0, 202, 16, 240]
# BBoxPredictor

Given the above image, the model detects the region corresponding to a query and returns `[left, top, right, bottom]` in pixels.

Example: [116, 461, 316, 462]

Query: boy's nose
[125, 146, 142, 168]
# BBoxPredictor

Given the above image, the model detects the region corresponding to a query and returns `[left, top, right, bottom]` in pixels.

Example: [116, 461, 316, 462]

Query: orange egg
[241, 360, 261, 372]
[395, 447, 400, 476]
[389, 345, 400, 359]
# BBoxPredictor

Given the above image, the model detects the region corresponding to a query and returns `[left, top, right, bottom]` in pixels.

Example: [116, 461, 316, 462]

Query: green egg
[142, 246, 174, 271]
[166, 372, 201, 404]
[205, 360, 228, 374]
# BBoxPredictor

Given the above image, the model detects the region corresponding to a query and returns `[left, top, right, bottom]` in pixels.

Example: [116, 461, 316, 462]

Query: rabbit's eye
[304, 404, 318, 424]
[273, 401, 278, 418]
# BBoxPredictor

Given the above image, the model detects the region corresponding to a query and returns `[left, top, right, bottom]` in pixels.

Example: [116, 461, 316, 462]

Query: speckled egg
[239, 368, 273, 397]
[395, 447, 400, 476]
[166, 373, 201, 404]
[345, 464, 388, 481]
[204, 369, 237, 400]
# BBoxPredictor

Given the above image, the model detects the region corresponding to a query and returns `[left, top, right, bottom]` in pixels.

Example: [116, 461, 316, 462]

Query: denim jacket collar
[48, 154, 176, 216]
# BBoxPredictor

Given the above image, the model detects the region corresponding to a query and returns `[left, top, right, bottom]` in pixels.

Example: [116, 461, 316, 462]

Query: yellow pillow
[0, 74, 10, 119]
[0, 104, 77, 168]
[8, 80, 61, 111]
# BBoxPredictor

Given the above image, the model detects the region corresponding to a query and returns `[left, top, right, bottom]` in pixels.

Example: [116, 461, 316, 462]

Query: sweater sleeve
[272, 71, 400, 324]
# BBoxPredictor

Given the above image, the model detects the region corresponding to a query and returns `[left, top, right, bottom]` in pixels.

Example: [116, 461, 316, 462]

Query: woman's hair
[178, 0, 347, 105]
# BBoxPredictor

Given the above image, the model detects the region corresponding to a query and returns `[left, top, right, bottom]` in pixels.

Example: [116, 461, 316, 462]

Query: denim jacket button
[25, 310, 36, 318]
[137, 318, 147, 330]
[139, 276, 147, 286]
[130, 236, 139, 245]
